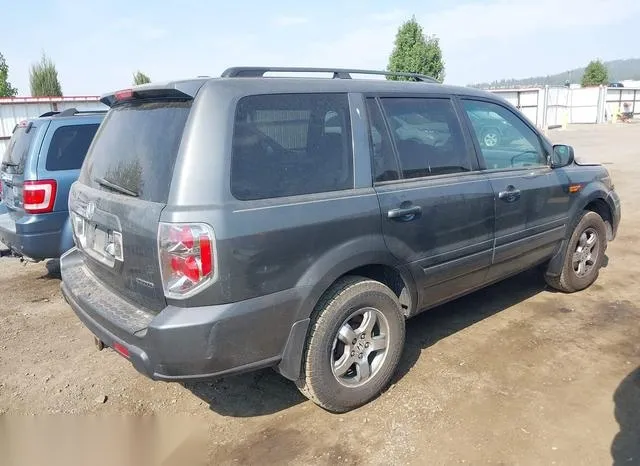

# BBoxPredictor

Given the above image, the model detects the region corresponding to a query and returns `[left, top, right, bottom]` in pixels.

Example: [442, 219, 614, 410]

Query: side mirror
[550, 144, 575, 168]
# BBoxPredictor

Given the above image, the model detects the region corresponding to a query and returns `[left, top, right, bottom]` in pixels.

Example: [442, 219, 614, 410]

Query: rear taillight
[23, 180, 57, 214]
[158, 223, 216, 298]
[112, 342, 130, 359]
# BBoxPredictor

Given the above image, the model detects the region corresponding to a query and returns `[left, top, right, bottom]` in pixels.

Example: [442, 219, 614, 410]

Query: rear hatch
[1, 121, 39, 215]
[70, 89, 195, 312]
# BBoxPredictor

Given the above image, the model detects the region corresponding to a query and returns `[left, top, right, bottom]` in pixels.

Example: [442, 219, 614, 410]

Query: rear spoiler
[100, 79, 208, 107]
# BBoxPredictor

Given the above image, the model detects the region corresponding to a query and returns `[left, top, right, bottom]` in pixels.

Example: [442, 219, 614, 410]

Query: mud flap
[544, 238, 568, 278]
[276, 319, 310, 381]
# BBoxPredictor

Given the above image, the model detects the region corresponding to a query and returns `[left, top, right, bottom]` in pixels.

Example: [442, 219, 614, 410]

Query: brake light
[112, 342, 130, 359]
[23, 180, 57, 214]
[114, 89, 134, 101]
[158, 223, 216, 298]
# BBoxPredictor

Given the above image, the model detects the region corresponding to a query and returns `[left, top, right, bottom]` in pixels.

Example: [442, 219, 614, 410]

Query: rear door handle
[387, 205, 422, 220]
[498, 186, 521, 202]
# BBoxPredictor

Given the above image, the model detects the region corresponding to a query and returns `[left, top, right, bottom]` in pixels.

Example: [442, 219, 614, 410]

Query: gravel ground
[1, 123, 639, 466]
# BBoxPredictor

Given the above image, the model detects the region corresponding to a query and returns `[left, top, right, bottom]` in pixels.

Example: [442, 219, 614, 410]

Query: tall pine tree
[29, 54, 62, 97]
[388, 17, 445, 82]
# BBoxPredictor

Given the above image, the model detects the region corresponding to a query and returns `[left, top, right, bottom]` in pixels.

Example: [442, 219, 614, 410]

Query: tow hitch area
[94, 336, 105, 351]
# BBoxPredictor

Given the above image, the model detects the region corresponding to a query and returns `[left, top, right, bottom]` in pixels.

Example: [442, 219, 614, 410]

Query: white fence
[0, 96, 106, 154]
[489, 86, 640, 129]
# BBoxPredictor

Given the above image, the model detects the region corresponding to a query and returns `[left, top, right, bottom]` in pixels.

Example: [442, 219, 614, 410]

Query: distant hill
[473, 58, 640, 88]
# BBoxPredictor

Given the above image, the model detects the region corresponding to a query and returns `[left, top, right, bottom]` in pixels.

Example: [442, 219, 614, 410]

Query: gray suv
[60, 67, 621, 412]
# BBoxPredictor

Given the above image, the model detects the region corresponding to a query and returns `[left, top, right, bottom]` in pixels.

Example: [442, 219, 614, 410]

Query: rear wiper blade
[94, 177, 138, 197]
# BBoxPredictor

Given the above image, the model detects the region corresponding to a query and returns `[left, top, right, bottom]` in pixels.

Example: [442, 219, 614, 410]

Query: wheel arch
[277, 236, 417, 381]
[584, 197, 614, 241]
[545, 187, 613, 278]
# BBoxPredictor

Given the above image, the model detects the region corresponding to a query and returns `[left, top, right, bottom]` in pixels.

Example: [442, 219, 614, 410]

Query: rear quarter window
[45, 124, 100, 171]
[231, 93, 353, 201]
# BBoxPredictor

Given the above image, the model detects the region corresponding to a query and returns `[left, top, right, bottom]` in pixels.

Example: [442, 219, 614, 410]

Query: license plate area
[84, 223, 124, 267]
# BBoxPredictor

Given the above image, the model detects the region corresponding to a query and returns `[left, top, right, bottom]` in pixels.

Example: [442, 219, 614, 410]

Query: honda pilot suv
[0, 108, 105, 262]
[60, 68, 621, 412]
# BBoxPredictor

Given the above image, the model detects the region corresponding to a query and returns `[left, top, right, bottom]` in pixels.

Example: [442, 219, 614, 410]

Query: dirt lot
[1, 124, 639, 465]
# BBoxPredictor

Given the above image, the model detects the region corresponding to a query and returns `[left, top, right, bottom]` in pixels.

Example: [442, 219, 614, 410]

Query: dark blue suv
[0, 108, 105, 262]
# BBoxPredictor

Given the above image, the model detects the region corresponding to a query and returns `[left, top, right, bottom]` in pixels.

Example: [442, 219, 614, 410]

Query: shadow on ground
[393, 267, 547, 383]
[186, 267, 548, 417]
[611, 366, 640, 465]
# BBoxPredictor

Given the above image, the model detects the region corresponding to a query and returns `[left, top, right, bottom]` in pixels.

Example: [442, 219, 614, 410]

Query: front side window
[461, 99, 547, 170]
[231, 93, 353, 200]
[46, 124, 100, 171]
[379, 98, 472, 179]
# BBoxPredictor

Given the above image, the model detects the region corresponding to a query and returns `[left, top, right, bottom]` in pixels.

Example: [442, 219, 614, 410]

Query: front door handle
[387, 205, 422, 220]
[498, 186, 521, 202]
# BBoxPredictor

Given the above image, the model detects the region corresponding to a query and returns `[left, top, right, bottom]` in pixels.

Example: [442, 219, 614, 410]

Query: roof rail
[221, 67, 440, 83]
[38, 108, 106, 118]
[58, 108, 79, 117]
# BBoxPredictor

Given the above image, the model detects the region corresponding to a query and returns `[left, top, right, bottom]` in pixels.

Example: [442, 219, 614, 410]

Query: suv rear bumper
[60, 247, 305, 381]
[0, 206, 69, 260]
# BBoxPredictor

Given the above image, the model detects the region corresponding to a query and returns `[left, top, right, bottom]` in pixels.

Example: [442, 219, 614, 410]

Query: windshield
[1, 125, 37, 174]
[79, 101, 191, 203]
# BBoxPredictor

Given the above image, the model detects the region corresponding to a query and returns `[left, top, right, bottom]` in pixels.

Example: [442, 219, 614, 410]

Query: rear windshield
[46, 124, 100, 171]
[1, 125, 37, 174]
[79, 101, 191, 202]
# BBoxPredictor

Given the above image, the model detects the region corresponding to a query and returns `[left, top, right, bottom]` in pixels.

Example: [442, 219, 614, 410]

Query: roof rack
[221, 67, 440, 83]
[38, 108, 107, 118]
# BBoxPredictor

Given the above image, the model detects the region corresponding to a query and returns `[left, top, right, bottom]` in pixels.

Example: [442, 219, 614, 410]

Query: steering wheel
[511, 150, 542, 167]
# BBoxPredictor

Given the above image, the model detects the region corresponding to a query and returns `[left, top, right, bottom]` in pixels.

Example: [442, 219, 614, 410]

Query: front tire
[296, 276, 405, 412]
[545, 211, 607, 292]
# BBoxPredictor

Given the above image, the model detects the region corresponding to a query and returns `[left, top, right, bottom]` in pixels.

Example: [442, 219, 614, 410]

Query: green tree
[0, 52, 18, 97]
[581, 59, 608, 87]
[133, 70, 151, 85]
[387, 16, 445, 82]
[29, 54, 62, 97]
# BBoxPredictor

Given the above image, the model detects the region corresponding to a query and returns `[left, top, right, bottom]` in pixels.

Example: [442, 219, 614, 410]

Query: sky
[1, 0, 638, 96]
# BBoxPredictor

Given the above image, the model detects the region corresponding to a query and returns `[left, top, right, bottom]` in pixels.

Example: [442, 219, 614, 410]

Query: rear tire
[45, 259, 61, 279]
[296, 276, 405, 412]
[545, 211, 607, 292]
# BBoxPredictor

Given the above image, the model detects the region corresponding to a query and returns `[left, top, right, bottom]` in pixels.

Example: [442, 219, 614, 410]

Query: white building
[0, 96, 107, 154]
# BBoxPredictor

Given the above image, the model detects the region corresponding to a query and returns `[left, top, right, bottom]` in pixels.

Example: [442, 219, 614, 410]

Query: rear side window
[380, 98, 472, 179]
[231, 93, 353, 201]
[80, 101, 191, 203]
[365, 98, 399, 182]
[2, 125, 37, 174]
[45, 124, 100, 171]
